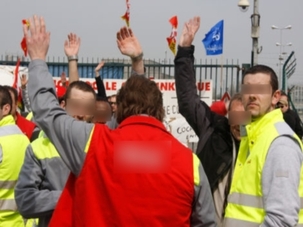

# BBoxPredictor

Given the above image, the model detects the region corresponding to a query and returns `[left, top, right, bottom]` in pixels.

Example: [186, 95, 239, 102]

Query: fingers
[34, 15, 40, 34]
[23, 22, 29, 39]
[29, 17, 35, 36]
[40, 17, 46, 34]
[128, 28, 134, 37]
[117, 31, 122, 42]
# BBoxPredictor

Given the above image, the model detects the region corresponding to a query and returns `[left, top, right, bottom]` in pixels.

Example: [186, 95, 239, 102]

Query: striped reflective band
[0, 180, 17, 189]
[0, 125, 23, 137]
[229, 192, 303, 209]
[0, 199, 17, 211]
[223, 218, 259, 227]
[228, 192, 263, 209]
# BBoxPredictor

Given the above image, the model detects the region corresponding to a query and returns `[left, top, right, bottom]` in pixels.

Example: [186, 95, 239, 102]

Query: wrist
[67, 55, 78, 62]
[131, 52, 143, 62]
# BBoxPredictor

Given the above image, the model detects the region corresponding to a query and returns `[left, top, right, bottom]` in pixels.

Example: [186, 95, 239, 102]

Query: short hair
[0, 85, 12, 113]
[3, 86, 18, 102]
[116, 75, 164, 124]
[96, 96, 109, 102]
[228, 93, 242, 111]
[64, 81, 96, 101]
[243, 65, 278, 94]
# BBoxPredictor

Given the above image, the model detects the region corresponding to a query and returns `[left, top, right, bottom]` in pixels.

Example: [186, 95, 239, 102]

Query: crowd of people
[0, 15, 303, 227]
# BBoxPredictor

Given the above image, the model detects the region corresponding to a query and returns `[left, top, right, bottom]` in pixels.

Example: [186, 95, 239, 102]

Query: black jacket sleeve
[294, 111, 303, 140]
[174, 45, 214, 140]
[95, 76, 107, 98]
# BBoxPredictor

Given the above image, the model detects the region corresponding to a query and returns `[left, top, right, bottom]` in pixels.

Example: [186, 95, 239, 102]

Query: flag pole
[220, 55, 224, 98]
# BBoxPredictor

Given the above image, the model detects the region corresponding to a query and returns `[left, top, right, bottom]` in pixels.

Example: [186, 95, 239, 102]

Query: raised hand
[94, 61, 105, 78]
[179, 16, 200, 47]
[95, 61, 105, 72]
[116, 27, 142, 58]
[20, 74, 28, 89]
[64, 33, 81, 57]
[23, 15, 50, 61]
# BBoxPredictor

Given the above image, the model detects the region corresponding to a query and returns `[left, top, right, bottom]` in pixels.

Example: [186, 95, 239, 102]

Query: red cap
[56, 86, 66, 98]
[210, 101, 227, 116]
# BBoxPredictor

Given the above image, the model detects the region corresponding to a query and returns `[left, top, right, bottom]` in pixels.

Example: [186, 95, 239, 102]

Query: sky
[1, 0, 302, 85]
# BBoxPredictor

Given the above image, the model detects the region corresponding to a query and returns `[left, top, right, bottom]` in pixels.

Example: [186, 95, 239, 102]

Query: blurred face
[241, 73, 280, 120]
[228, 100, 245, 141]
[8, 91, 17, 118]
[93, 101, 112, 124]
[279, 95, 289, 113]
[110, 96, 117, 113]
[64, 88, 95, 122]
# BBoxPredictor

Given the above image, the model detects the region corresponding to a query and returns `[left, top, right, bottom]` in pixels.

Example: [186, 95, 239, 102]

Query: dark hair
[228, 93, 242, 111]
[243, 65, 278, 94]
[0, 85, 12, 113]
[64, 81, 96, 101]
[116, 75, 164, 124]
[96, 96, 109, 102]
[3, 86, 18, 102]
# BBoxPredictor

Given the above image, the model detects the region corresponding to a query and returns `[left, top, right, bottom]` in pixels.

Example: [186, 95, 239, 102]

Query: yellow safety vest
[26, 112, 33, 121]
[0, 115, 30, 227]
[224, 109, 303, 227]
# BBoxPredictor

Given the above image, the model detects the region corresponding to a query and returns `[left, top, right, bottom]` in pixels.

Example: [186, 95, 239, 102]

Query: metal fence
[0, 56, 246, 99]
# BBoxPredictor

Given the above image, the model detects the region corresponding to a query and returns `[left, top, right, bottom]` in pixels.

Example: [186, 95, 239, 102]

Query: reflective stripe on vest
[0, 198, 17, 211]
[0, 180, 17, 189]
[224, 110, 303, 226]
[0, 124, 23, 137]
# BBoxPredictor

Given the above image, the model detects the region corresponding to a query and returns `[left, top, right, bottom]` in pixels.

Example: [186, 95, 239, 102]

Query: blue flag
[202, 20, 224, 55]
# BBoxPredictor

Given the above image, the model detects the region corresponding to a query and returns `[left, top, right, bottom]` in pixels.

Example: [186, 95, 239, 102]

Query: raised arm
[21, 74, 32, 112]
[116, 27, 144, 75]
[95, 61, 107, 98]
[64, 33, 80, 84]
[174, 17, 213, 137]
[24, 16, 94, 176]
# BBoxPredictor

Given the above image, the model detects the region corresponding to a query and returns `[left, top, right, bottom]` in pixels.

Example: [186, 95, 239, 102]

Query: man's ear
[2, 104, 11, 116]
[60, 100, 66, 109]
[272, 90, 281, 107]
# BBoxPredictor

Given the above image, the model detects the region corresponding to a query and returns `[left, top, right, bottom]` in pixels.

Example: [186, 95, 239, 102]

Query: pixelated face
[64, 88, 96, 123]
[241, 73, 280, 120]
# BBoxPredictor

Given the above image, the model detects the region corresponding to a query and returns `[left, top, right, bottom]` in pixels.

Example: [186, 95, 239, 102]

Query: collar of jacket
[118, 115, 168, 133]
[245, 109, 283, 140]
[0, 115, 15, 127]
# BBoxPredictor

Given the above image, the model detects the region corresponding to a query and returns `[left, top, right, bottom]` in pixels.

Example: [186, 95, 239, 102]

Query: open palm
[117, 27, 142, 58]
[179, 17, 201, 47]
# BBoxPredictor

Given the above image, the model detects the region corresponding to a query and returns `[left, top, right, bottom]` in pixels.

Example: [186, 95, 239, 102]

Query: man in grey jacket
[23, 15, 217, 227]
[15, 81, 97, 227]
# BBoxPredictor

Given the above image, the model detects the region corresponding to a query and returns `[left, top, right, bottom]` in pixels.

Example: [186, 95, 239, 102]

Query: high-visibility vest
[224, 109, 303, 227]
[0, 115, 30, 227]
[26, 112, 33, 121]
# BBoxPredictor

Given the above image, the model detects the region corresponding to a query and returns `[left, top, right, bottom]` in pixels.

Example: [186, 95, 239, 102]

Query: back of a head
[243, 65, 278, 93]
[0, 85, 12, 115]
[3, 85, 18, 102]
[116, 75, 164, 124]
[64, 81, 96, 101]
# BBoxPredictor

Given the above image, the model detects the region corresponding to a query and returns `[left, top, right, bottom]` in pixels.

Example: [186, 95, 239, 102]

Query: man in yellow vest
[224, 65, 303, 226]
[0, 85, 30, 227]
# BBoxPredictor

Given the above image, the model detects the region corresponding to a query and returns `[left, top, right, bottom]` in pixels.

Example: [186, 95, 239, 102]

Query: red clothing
[50, 116, 195, 227]
[15, 112, 36, 140]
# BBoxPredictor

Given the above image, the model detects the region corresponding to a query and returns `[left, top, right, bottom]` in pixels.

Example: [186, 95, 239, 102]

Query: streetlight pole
[271, 25, 292, 87]
[251, 0, 260, 66]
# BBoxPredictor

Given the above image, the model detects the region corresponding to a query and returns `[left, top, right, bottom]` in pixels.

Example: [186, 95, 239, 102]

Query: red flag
[169, 16, 178, 28]
[166, 16, 178, 55]
[121, 0, 130, 27]
[21, 20, 29, 57]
